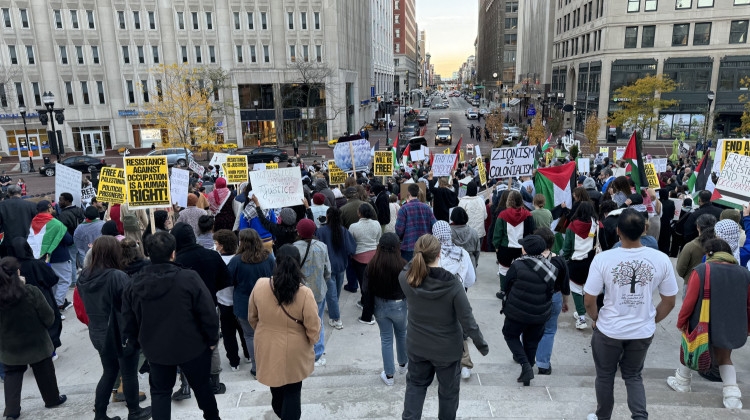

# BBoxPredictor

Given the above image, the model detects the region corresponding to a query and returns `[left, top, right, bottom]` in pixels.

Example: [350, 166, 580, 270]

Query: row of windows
[1, 8, 29, 29]
[123, 45, 162, 65]
[623, 20, 748, 48]
[4, 80, 106, 108]
[59, 45, 101, 65]
[555, 30, 603, 59]
[53, 9, 97, 30]
[232, 11, 321, 31]
[5, 45, 35, 65]
[627, 0, 749, 12]
[557, 1, 603, 34]
[116, 10, 156, 30]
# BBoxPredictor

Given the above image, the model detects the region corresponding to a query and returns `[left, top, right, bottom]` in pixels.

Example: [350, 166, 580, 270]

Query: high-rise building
[393, 0, 418, 102]
[0, 1, 373, 160]
[476, 0, 518, 91]
[371, 0, 395, 120]
[551, 0, 750, 141]
[516, 1, 555, 91]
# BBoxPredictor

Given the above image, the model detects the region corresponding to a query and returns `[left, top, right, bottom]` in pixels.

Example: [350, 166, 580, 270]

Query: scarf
[707, 252, 737, 265]
[209, 178, 231, 214]
[714, 219, 741, 261]
[432, 221, 463, 262]
[517, 254, 558, 284]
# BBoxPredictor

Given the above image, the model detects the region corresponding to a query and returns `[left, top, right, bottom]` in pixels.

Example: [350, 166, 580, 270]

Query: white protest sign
[475, 145, 481, 157]
[188, 158, 205, 178]
[669, 198, 683, 221]
[488, 146, 535, 178]
[55, 163, 82, 207]
[615, 147, 626, 160]
[577, 158, 590, 174]
[432, 154, 457, 177]
[652, 158, 668, 173]
[613, 167, 627, 177]
[248, 166, 304, 208]
[333, 139, 372, 171]
[712, 152, 750, 209]
[170, 168, 190, 208]
[209, 153, 230, 167]
[253, 163, 266, 171]
[81, 186, 97, 201]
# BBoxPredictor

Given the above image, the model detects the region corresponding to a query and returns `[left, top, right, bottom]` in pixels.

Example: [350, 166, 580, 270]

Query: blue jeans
[374, 297, 408, 376]
[314, 299, 325, 360]
[536, 292, 563, 369]
[67, 246, 77, 286]
[326, 271, 345, 321]
[401, 250, 414, 262]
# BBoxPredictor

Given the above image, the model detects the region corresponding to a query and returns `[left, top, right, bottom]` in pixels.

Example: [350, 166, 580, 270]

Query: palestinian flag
[687, 153, 713, 197]
[535, 161, 576, 210]
[541, 134, 553, 152]
[622, 131, 648, 191]
[27, 213, 67, 259]
[402, 144, 411, 162]
[451, 136, 463, 171]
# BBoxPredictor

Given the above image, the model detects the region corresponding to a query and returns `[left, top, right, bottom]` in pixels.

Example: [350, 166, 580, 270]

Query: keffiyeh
[432, 221, 463, 262]
[714, 219, 740, 261]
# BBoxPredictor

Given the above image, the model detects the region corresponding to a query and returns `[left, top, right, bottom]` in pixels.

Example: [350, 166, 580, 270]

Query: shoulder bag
[269, 278, 303, 325]
[679, 263, 712, 372]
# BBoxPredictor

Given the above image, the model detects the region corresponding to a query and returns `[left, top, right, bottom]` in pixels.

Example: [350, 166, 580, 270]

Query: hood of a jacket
[403, 266, 459, 300]
[499, 207, 531, 227]
[130, 263, 182, 300]
[451, 225, 474, 248]
[78, 268, 115, 294]
[315, 178, 328, 192]
[124, 258, 151, 276]
[172, 222, 198, 252]
[568, 219, 594, 239]
[583, 177, 597, 191]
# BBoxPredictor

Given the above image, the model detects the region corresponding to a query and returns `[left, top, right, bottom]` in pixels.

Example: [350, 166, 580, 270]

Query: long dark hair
[238, 229, 270, 264]
[86, 236, 123, 273]
[0, 257, 24, 309]
[272, 245, 304, 306]
[367, 234, 406, 297]
[326, 207, 344, 248]
[571, 201, 597, 222]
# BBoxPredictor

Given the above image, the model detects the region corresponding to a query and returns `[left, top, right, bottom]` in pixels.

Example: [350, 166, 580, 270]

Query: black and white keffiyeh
[516, 254, 558, 283]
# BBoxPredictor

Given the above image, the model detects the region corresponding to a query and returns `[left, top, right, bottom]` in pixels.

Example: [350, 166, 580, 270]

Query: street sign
[527, 109, 536, 116]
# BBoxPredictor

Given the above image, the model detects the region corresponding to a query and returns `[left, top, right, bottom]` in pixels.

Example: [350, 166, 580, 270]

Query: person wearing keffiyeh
[208, 177, 236, 231]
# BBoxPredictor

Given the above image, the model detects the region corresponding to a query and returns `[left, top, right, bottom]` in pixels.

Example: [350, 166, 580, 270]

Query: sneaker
[328, 319, 343, 330]
[397, 364, 408, 374]
[358, 317, 375, 325]
[51, 352, 58, 361]
[666, 369, 692, 393]
[60, 314, 66, 320]
[230, 366, 239, 371]
[461, 367, 471, 379]
[573, 311, 580, 320]
[723, 385, 743, 409]
[495, 291, 505, 300]
[59, 300, 73, 312]
[586, 414, 598, 420]
[380, 371, 394, 386]
[314, 358, 327, 367]
[245, 358, 252, 364]
[575, 318, 588, 330]
[356, 301, 364, 310]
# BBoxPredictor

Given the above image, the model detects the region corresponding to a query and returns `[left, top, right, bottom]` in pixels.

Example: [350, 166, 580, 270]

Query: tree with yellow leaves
[739, 76, 750, 136]
[608, 74, 678, 137]
[583, 111, 601, 155]
[485, 109, 505, 148]
[527, 114, 547, 146]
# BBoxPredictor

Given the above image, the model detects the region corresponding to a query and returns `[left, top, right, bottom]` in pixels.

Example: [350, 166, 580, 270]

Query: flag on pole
[622, 131, 648, 191]
[535, 161, 576, 210]
[687, 153, 713, 197]
[451, 136, 463, 171]
[403, 144, 411, 162]
[541, 134, 553, 152]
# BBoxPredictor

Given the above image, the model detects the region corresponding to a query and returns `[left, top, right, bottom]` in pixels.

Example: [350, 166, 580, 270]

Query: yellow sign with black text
[476, 157, 487, 186]
[266, 162, 279, 170]
[644, 163, 660, 189]
[720, 139, 750, 169]
[222, 155, 248, 185]
[328, 160, 348, 185]
[96, 167, 126, 204]
[124, 156, 171, 208]
[374, 151, 393, 176]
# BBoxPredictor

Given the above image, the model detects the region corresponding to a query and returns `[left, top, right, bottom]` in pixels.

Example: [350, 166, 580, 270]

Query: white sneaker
[358, 317, 375, 325]
[573, 311, 580, 320]
[60, 314, 66, 320]
[314, 357, 327, 367]
[380, 371, 394, 386]
[230, 366, 239, 372]
[723, 385, 743, 409]
[397, 364, 408, 374]
[245, 357, 252, 364]
[356, 301, 364, 310]
[587, 414, 598, 420]
[461, 367, 471, 379]
[575, 318, 588, 330]
[328, 319, 343, 330]
[666, 369, 692, 393]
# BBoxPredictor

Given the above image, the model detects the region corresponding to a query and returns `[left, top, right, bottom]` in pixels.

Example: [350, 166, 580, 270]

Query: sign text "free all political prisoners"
[96, 167, 126, 204]
[489, 146, 535, 178]
[124, 156, 171, 208]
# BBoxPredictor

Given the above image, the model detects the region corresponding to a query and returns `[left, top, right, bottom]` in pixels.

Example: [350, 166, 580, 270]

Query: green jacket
[0, 285, 54, 365]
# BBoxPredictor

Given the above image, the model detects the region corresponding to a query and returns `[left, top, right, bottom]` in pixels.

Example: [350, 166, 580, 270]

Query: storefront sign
[124, 156, 171, 208]
[373, 151, 393, 177]
[249, 166, 304, 208]
[0, 113, 40, 119]
[489, 146, 535, 178]
[55, 164, 82, 207]
[96, 167, 126, 204]
[222, 155, 248, 185]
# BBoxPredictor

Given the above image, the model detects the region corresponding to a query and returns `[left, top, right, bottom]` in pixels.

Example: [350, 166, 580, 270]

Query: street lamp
[704, 91, 715, 142]
[38, 91, 64, 162]
[253, 100, 260, 146]
[18, 105, 33, 172]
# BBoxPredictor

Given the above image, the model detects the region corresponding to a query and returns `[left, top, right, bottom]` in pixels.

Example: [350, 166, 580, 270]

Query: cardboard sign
[577, 158, 590, 174]
[124, 156, 171, 209]
[643, 163, 660, 189]
[476, 157, 487, 186]
[334, 139, 371, 171]
[55, 163, 82, 207]
[713, 152, 750, 209]
[615, 147, 626, 160]
[328, 160, 348, 185]
[169, 168, 190, 208]
[188, 158, 205, 177]
[222, 155, 248, 185]
[399, 181, 426, 200]
[248, 166, 304, 208]
[374, 151, 393, 176]
[489, 146, 535, 178]
[81, 186, 97, 203]
[432, 154, 457, 177]
[96, 167, 126, 204]
[265, 162, 279, 170]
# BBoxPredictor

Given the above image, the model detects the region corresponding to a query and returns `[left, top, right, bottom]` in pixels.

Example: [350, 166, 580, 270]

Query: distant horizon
[416, 0, 477, 78]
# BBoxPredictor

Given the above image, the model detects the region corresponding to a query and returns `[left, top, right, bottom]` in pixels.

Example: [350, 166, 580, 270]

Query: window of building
[20, 8, 28, 28]
[233, 12, 240, 29]
[693, 22, 711, 45]
[236, 45, 243, 63]
[628, 0, 640, 12]
[54, 10, 62, 28]
[395, 0, 400, 10]
[97, 81, 105, 104]
[181, 45, 188, 63]
[177, 11, 184, 29]
[250, 45, 256, 62]
[149, 11, 155, 29]
[289, 45, 296, 61]
[195, 46, 201, 63]
[191, 12, 198, 29]
[122, 46, 130, 63]
[92, 46, 99, 64]
[15, 83, 24, 106]
[645, 0, 658, 10]
[66, 81, 74, 105]
[736, 0, 750, 4]
[142, 80, 149, 103]
[395, 43, 400, 53]
[0, 87, 7, 107]
[81, 81, 89, 105]
[672, 23, 689, 45]
[126, 80, 134, 103]
[303, 45, 309, 62]
[288, 12, 294, 29]
[70, 10, 79, 29]
[506, 1, 519, 13]
[86, 10, 95, 28]
[247, 12, 254, 29]
[395, 28, 400, 38]
[730, 20, 749, 43]
[9, 45, 17, 65]
[152, 46, 159, 63]
[642, 25, 656, 47]
[206, 12, 212, 30]
[261, 12, 267, 29]
[58, 45, 69, 65]
[395, 14, 400, 24]
[316, 45, 322, 62]
[26, 46, 34, 64]
[697, 0, 713, 7]
[503, 50, 516, 62]
[583, 4, 587, 23]
[137, 46, 144, 63]
[76, 45, 84, 64]
[264, 45, 270, 62]
[32, 82, 40, 106]
[301, 12, 307, 30]
[505, 18, 517, 29]
[676, 0, 691, 9]
[117, 11, 125, 29]
[209, 45, 215, 63]
[2, 8, 10, 28]
[504, 34, 517, 45]
[133, 11, 140, 29]
[314, 12, 320, 29]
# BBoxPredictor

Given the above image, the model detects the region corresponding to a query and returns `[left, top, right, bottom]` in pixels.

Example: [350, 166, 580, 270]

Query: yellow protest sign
[643, 163, 660, 189]
[476, 157, 487, 186]
[327, 160, 348, 185]
[720, 139, 750, 169]
[373, 151, 393, 176]
[124, 156, 171, 208]
[96, 167, 126, 204]
[460, 150, 465, 162]
[443, 148, 450, 154]
[222, 155, 248, 185]
[266, 162, 279, 170]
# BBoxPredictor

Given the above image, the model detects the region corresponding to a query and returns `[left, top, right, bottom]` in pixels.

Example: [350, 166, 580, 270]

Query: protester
[208, 178, 236, 231]
[449, 207, 481, 268]
[427, 173, 458, 222]
[399, 234, 488, 419]
[254, 196, 311, 252]
[675, 214, 716, 297]
[315, 207, 356, 329]
[396, 183, 437, 261]
[583, 177, 602, 215]
[583, 209, 678, 420]
[562, 201, 597, 330]
[122, 232, 220, 420]
[340, 186, 373, 228]
[196, 215, 215, 250]
[248, 245, 321, 420]
[0, 185, 37, 257]
[0, 257, 67, 419]
[74, 206, 105, 269]
[237, 186, 275, 251]
[57, 193, 84, 285]
[493, 190, 536, 299]
[531, 194, 553, 230]
[371, 181, 391, 229]
[384, 194, 401, 234]
[349, 204, 382, 323]
[176, 194, 207, 237]
[141, 210, 171, 248]
[314, 178, 336, 209]
[658, 189, 676, 254]
[457, 181, 487, 240]
[646, 189, 662, 240]
[310, 193, 329, 227]
[683, 190, 724, 242]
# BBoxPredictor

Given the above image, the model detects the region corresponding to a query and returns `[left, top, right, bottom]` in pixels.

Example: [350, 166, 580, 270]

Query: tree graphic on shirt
[611, 260, 654, 293]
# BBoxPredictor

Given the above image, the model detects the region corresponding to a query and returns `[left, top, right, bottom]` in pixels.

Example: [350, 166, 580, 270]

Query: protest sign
[253, 163, 266, 171]
[476, 157, 487, 186]
[81, 185, 97, 204]
[577, 158, 590, 174]
[373, 151, 393, 176]
[443, 148, 450, 154]
[248, 166, 304, 208]
[489, 146, 535, 178]
[96, 167, 126, 204]
[613, 167, 627, 177]
[410, 148, 426, 162]
[399, 181, 426, 200]
[716, 139, 750, 171]
[222, 155, 248, 185]
[188, 158, 205, 177]
[209, 153, 229, 167]
[599, 147, 609, 156]
[328, 160, 348, 185]
[652, 158, 668, 173]
[460, 150, 465, 162]
[713, 152, 750, 209]
[475, 145, 481, 157]
[124, 156, 171, 209]
[467, 143, 474, 154]
[334, 139, 371, 171]
[643, 163, 660, 189]
[669, 198, 683, 221]
[169, 168, 190, 208]
[55, 163, 82, 207]
[432, 154, 457, 177]
[266, 162, 278, 170]
[615, 147, 626, 160]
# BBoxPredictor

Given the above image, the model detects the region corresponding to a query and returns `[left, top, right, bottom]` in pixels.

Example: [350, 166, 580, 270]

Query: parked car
[471, 100, 480, 107]
[467, 110, 478, 120]
[39, 155, 106, 177]
[435, 128, 452, 145]
[479, 108, 489, 117]
[399, 136, 429, 157]
[437, 118, 452, 130]
[399, 127, 418, 141]
[237, 146, 289, 164]
[146, 147, 194, 167]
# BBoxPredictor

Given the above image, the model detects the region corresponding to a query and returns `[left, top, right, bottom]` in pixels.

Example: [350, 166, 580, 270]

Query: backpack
[122, 210, 140, 232]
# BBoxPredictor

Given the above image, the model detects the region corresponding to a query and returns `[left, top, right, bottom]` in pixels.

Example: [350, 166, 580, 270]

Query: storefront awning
[508, 98, 521, 106]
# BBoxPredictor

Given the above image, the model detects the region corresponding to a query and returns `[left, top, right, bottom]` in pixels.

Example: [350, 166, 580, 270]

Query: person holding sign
[457, 181, 488, 241]
[427, 172, 458, 222]
[208, 178, 236, 231]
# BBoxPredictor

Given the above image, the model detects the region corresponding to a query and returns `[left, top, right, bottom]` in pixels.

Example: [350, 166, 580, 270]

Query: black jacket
[429, 180, 458, 222]
[683, 202, 724, 242]
[0, 197, 37, 243]
[123, 258, 151, 277]
[122, 263, 220, 365]
[374, 190, 390, 226]
[504, 257, 556, 325]
[58, 205, 85, 236]
[172, 223, 230, 305]
[78, 268, 131, 357]
[398, 266, 488, 363]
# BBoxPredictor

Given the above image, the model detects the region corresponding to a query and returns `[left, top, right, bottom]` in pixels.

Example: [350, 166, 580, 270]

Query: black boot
[127, 406, 152, 420]
[517, 363, 534, 386]
[94, 412, 121, 420]
[171, 372, 191, 401]
[210, 373, 226, 394]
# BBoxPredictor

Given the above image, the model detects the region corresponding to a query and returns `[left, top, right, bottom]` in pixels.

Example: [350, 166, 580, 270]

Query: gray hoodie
[451, 224, 480, 268]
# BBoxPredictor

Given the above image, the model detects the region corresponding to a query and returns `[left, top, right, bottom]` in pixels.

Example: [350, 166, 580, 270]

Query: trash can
[19, 160, 30, 174]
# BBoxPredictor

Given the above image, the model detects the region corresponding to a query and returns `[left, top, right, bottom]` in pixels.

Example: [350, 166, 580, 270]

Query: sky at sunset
[416, 0, 478, 79]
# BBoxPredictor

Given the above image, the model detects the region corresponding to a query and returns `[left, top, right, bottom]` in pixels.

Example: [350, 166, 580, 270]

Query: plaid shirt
[395, 199, 436, 251]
